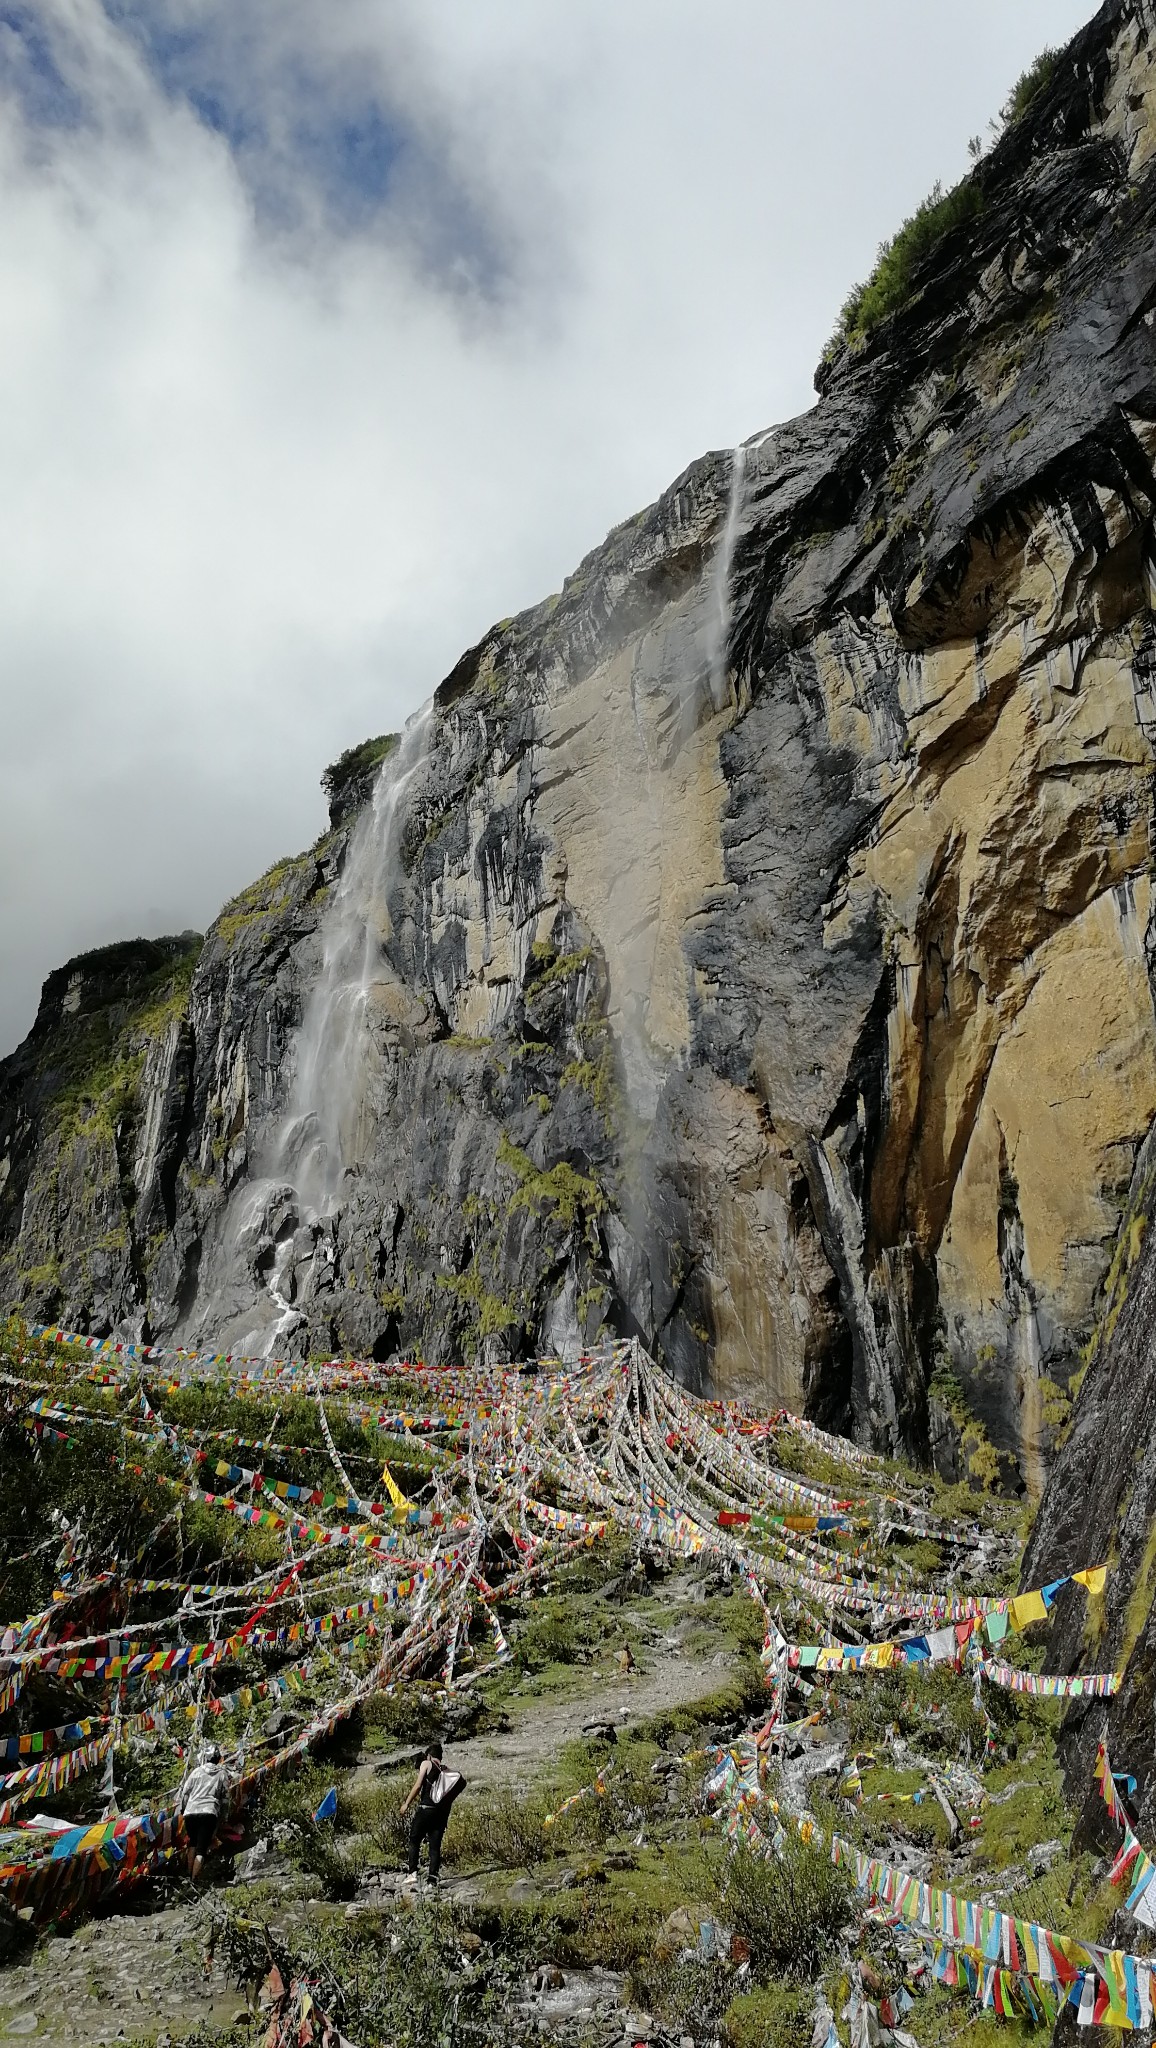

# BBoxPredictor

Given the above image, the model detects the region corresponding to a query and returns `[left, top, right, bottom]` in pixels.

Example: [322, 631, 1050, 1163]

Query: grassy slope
[0, 1328, 1140, 2048]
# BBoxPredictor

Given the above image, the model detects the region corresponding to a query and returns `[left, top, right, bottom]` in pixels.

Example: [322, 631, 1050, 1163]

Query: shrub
[722, 1984, 815, 2048]
[717, 1831, 852, 1982]
[512, 1600, 584, 1671]
[322, 733, 399, 825]
[631, 1958, 735, 2041]
[255, 1763, 354, 1835]
[209, 1896, 531, 2048]
[362, 1685, 444, 1745]
[833, 177, 984, 350]
[297, 1821, 359, 1901]
[823, 38, 1065, 359]
[1000, 47, 1062, 128]
[447, 1784, 554, 1869]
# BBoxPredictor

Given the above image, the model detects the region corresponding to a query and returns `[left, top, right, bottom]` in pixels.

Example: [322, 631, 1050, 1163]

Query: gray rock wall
[7, 0, 1156, 1488]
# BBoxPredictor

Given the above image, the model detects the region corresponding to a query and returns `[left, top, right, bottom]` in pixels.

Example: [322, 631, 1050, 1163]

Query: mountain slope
[5, 0, 1156, 1486]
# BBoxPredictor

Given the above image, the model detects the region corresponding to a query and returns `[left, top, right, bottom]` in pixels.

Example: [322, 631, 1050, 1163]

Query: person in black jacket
[399, 1741, 463, 1886]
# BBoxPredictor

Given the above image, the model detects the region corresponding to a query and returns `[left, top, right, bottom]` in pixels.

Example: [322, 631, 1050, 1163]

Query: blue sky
[0, 5, 88, 129]
[0, 0, 1095, 1052]
[96, 1, 501, 281]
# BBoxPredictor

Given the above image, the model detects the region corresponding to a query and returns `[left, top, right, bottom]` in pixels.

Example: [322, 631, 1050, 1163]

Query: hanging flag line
[785, 1564, 1114, 1692]
[3, 1325, 1117, 1960]
[22, 1396, 458, 1455]
[704, 1735, 1156, 2031]
[1094, 1742, 1156, 1929]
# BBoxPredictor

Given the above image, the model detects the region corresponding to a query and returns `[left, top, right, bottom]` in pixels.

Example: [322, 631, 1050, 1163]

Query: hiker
[399, 1740, 465, 1886]
[178, 1741, 231, 1881]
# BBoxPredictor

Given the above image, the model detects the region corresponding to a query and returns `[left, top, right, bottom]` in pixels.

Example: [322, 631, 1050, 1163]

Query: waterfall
[705, 443, 747, 711]
[272, 700, 434, 1214]
[207, 700, 434, 1356]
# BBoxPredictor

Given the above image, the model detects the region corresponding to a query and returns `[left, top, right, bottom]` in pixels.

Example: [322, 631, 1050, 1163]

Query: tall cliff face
[5, 0, 1156, 1488]
[1018, 1125, 1156, 1821]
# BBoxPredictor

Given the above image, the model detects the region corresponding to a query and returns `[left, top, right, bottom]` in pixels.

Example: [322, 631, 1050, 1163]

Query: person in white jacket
[178, 1743, 231, 1880]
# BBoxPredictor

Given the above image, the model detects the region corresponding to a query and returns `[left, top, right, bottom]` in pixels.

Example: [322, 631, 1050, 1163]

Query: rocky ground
[0, 1580, 753, 2048]
[1, 1528, 1123, 2048]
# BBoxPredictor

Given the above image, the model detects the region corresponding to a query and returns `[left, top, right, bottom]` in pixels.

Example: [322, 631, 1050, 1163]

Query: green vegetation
[830, 177, 984, 352]
[1, 1301, 1145, 2048]
[999, 46, 1062, 129]
[435, 1263, 522, 1337]
[718, 1832, 852, 1980]
[214, 852, 315, 950]
[825, 41, 1062, 357]
[527, 941, 594, 989]
[721, 1984, 814, 2048]
[496, 1132, 605, 1235]
[29, 938, 201, 1148]
[209, 1901, 532, 2048]
[321, 732, 400, 818]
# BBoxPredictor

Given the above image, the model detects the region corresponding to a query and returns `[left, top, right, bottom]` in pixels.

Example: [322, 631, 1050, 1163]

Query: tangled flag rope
[0, 1321, 1128, 2030]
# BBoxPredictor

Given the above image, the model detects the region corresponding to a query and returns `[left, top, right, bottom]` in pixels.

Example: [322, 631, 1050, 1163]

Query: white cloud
[0, 0, 1091, 1051]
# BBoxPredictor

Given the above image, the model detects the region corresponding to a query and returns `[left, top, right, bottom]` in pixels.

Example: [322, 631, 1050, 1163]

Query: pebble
[4, 2017, 38, 2036]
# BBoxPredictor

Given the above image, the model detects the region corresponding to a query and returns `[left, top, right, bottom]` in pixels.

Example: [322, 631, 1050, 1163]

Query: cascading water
[611, 442, 751, 1129]
[273, 702, 433, 1212]
[705, 443, 747, 712]
[222, 702, 434, 1355]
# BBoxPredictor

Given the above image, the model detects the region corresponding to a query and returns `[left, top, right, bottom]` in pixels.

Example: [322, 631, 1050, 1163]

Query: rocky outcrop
[6, 0, 1156, 1487]
[0, 935, 202, 1335]
[1019, 1122, 1156, 1820]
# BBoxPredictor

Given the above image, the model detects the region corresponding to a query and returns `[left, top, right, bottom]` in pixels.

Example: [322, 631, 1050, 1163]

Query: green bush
[350, 1779, 410, 1866]
[322, 733, 399, 821]
[209, 1896, 531, 2048]
[297, 1820, 359, 1901]
[447, 1784, 553, 1869]
[833, 177, 984, 349]
[824, 39, 1064, 358]
[632, 1958, 735, 2041]
[512, 1599, 585, 1671]
[722, 1984, 815, 2048]
[1000, 47, 1062, 128]
[255, 1762, 355, 1834]
[361, 1684, 445, 1746]
[717, 1831, 852, 1982]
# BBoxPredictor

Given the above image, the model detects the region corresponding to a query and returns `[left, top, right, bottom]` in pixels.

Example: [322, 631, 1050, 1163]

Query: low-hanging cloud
[0, 0, 1090, 1053]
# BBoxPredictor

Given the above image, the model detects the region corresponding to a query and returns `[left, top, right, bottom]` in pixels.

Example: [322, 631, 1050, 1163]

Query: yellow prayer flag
[1008, 1589, 1047, 1630]
[380, 1462, 413, 1512]
[1072, 1566, 1108, 1597]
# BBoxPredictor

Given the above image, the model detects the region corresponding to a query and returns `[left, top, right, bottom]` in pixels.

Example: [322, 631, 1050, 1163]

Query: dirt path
[362, 1648, 737, 1792]
[0, 1618, 739, 2042]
